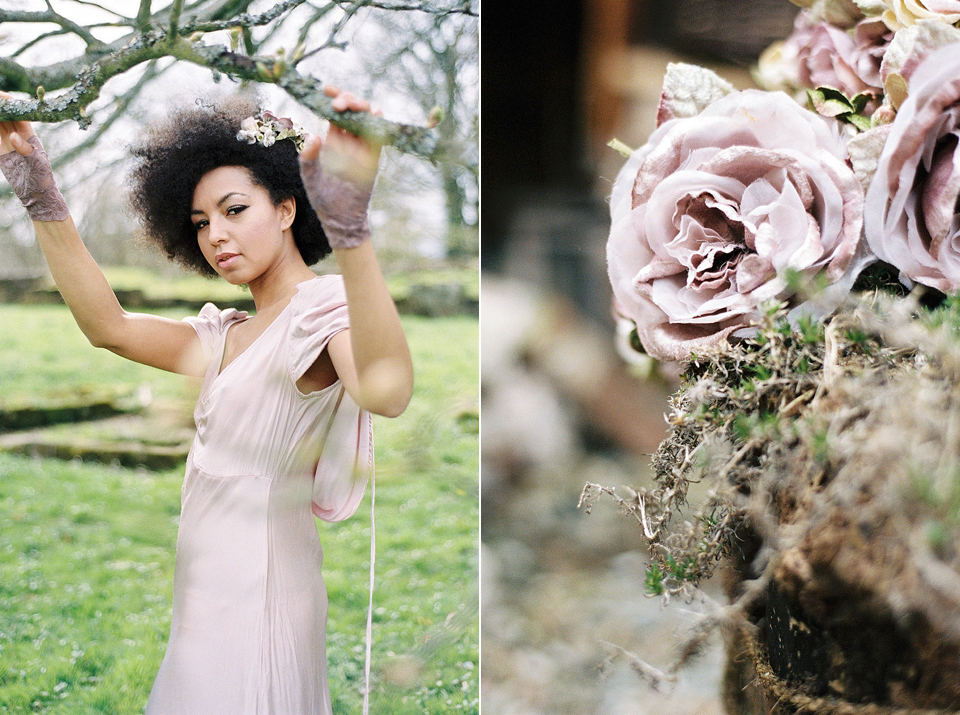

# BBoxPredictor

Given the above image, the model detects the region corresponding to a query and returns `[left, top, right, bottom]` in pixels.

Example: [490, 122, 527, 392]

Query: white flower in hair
[236, 111, 306, 152]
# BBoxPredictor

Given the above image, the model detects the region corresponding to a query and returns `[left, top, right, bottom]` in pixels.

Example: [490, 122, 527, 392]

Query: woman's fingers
[299, 134, 324, 161]
[0, 92, 37, 155]
[324, 85, 372, 114]
[333, 93, 369, 113]
[316, 86, 382, 174]
[0, 125, 35, 156]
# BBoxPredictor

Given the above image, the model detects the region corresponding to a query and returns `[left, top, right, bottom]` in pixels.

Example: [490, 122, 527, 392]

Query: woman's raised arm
[0, 110, 203, 376]
[298, 88, 414, 418]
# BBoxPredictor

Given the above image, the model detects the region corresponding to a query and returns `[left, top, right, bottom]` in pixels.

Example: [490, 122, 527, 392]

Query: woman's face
[191, 165, 296, 285]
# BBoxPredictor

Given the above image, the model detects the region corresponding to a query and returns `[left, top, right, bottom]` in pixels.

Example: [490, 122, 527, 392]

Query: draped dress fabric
[145, 275, 372, 715]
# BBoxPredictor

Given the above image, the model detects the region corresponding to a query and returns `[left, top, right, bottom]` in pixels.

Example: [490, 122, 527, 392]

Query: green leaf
[806, 87, 873, 132]
[808, 87, 852, 116]
[846, 112, 872, 132]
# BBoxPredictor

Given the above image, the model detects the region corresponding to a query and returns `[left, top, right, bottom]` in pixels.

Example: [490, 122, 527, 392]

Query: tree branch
[331, 0, 477, 16]
[179, 0, 307, 33]
[136, 0, 153, 29]
[0, 35, 456, 167]
[0, 0, 474, 170]
[0, 61, 164, 201]
[0, 0, 306, 95]
[0, 9, 105, 49]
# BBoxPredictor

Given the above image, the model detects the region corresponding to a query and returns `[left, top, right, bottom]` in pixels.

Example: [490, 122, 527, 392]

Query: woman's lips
[216, 252, 239, 268]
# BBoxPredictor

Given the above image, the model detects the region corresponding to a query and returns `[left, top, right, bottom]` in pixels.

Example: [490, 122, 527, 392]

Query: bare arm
[299, 88, 414, 417]
[1, 112, 202, 376]
[31, 218, 203, 375]
[326, 241, 414, 418]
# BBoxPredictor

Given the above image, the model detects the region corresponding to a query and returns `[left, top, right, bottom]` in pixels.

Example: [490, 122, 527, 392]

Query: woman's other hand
[297, 86, 383, 250]
[299, 86, 382, 188]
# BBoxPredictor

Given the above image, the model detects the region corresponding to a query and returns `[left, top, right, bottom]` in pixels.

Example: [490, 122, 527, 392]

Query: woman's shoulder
[286, 274, 350, 377]
[290, 273, 346, 313]
[184, 302, 249, 333]
[182, 303, 249, 362]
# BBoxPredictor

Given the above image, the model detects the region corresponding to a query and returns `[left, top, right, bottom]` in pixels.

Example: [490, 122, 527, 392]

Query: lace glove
[0, 135, 69, 222]
[298, 149, 376, 250]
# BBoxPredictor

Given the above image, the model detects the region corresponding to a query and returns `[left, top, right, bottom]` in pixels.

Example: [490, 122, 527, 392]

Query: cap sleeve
[182, 303, 249, 363]
[288, 275, 351, 381]
[312, 386, 374, 522]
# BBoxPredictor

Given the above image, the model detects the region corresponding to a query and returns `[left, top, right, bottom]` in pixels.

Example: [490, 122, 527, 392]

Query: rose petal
[865, 40, 960, 291]
[847, 123, 893, 190]
[639, 319, 744, 363]
[737, 253, 776, 293]
[920, 132, 960, 251]
[880, 19, 960, 107]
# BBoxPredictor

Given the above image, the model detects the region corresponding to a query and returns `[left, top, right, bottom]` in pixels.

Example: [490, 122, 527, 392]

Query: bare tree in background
[0, 0, 478, 273]
[362, 10, 478, 259]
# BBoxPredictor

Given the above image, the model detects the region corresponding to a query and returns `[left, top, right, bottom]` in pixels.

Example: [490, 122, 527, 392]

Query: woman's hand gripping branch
[0, 94, 200, 375]
[299, 87, 414, 418]
[0, 115, 69, 221]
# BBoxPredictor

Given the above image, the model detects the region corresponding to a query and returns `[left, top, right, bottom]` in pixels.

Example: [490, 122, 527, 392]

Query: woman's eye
[226, 205, 248, 216]
[193, 219, 208, 231]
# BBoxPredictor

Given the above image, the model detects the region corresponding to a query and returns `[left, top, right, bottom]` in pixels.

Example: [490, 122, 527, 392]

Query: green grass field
[0, 302, 478, 714]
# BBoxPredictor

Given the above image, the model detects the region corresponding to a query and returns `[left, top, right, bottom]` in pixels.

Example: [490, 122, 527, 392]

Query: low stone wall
[16, 283, 478, 317]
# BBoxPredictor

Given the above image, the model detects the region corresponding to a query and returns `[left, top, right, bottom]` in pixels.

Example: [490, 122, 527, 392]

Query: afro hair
[127, 95, 330, 276]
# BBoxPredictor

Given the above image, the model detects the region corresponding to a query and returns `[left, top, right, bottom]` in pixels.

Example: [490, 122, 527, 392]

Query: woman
[0, 88, 413, 714]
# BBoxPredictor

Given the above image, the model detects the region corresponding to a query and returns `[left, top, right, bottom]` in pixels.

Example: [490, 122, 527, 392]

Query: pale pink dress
[145, 275, 372, 715]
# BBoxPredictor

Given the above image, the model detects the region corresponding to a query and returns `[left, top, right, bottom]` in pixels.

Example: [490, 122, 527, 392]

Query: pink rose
[865, 41, 960, 292]
[608, 90, 868, 362]
[851, 18, 894, 92]
[261, 110, 294, 130]
[781, 11, 887, 98]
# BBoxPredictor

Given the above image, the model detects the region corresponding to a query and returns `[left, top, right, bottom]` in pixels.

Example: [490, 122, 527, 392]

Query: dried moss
[582, 292, 960, 710]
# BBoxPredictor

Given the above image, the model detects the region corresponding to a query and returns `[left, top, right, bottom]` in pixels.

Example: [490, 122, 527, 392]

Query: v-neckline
[215, 299, 293, 378]
[210, 275, 321, 380]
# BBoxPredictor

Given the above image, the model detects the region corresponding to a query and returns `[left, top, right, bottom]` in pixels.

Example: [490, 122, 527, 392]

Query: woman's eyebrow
[190, 191, 251, 215]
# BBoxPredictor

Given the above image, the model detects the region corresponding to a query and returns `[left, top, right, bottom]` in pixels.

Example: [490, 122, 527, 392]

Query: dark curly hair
[128, 95, 329, 276]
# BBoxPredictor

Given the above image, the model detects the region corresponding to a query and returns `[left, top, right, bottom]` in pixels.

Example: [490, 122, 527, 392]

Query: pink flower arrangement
[608, 3, 960, 361]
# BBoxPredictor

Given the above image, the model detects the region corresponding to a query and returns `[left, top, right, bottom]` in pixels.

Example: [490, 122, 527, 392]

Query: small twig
[637, 491, 656, 540]
[780, 389, 815, 418]
[715, 438, 760, 483]
[136, 0, 152, 29]
[601, 641, 677, 691]
[167, 0, 185, 40]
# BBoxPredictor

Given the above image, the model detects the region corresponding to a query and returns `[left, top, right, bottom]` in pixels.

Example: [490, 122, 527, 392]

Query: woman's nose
[206, 217, 229, 244]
